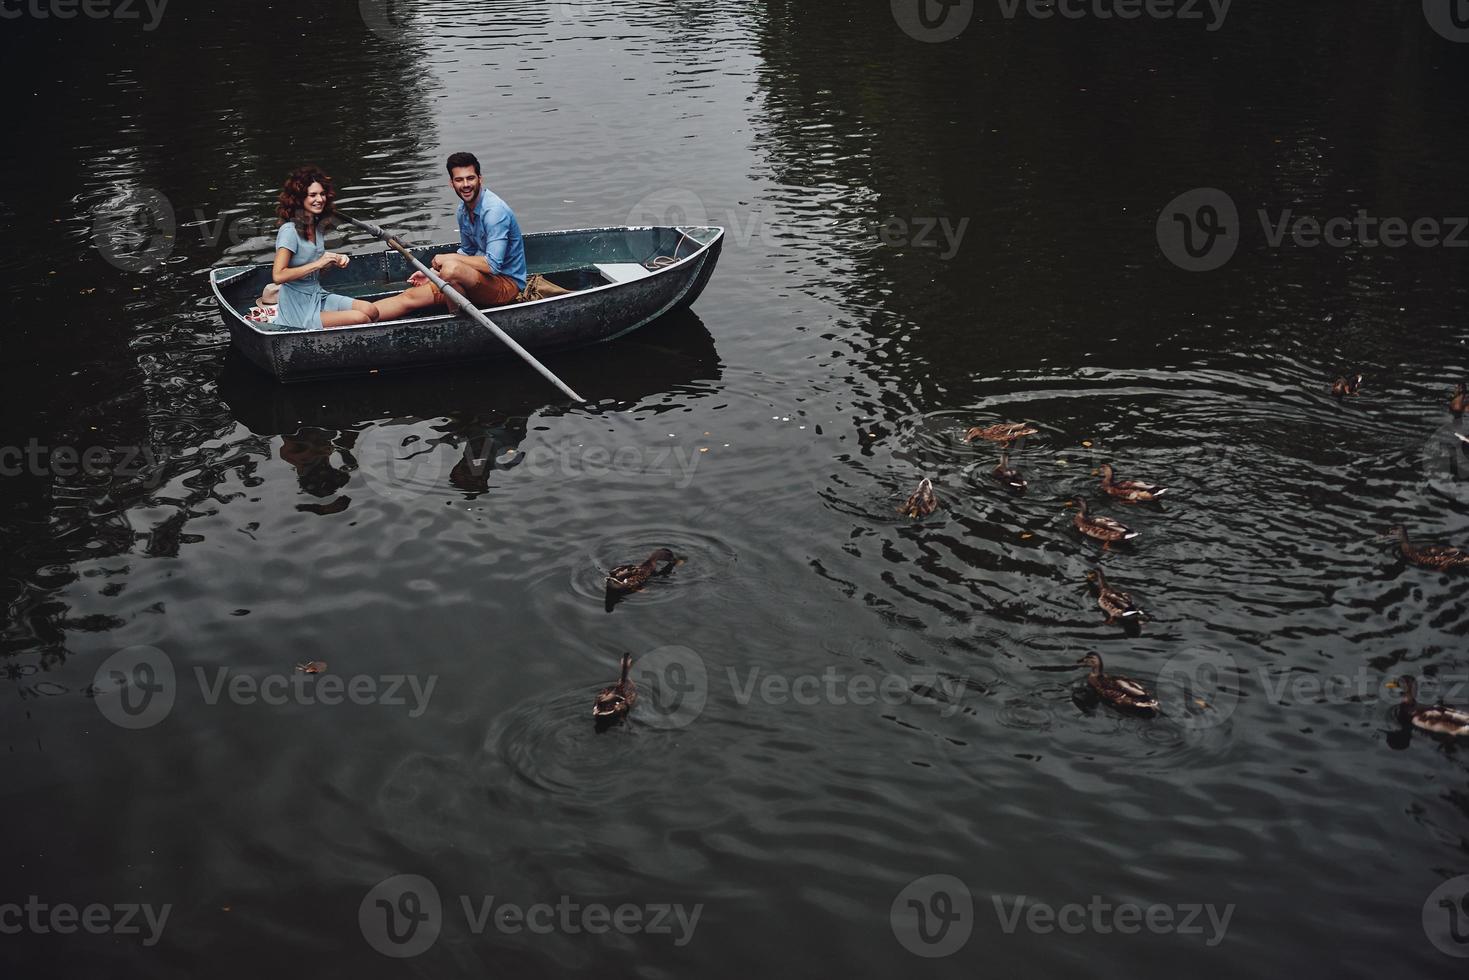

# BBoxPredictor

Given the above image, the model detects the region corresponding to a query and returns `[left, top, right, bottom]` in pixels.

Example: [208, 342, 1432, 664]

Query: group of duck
[893, 383, 1469, 737]
[590, 549, 680, 724]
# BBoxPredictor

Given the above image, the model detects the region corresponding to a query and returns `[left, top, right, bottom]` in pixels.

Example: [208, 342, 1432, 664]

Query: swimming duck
[1397, 676, 1469, 737]
[1078, 652, 1158, 714]
[964, 422, 1038, 447]
[593, 653, 638, 722]
[992, 453, 1027, 493]
[1387, 526, 1469, 571]
[1085, 569, 1144, 624]
[899, 478, 939, 518]
[1068, 496, 1139, 549]
[1330, 374, 1363, 398]
[1098, 463, 1169, 503]
[606, 548, 678, 593]
[1451, 382, 1466, 417]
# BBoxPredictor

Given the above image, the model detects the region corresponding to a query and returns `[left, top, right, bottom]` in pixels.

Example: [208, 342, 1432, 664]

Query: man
[373, 152, 528, 320]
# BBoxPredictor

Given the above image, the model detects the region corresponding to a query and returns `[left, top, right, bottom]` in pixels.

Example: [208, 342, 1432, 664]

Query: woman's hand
[408, 270, 430, 287]
[321, 252, 350, 270]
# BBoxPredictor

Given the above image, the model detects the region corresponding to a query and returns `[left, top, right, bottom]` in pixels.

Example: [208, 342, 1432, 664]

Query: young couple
[269, 152, 527, 330]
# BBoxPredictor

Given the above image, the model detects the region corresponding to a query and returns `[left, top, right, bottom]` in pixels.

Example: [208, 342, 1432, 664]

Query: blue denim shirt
[457, 189, 527, 290]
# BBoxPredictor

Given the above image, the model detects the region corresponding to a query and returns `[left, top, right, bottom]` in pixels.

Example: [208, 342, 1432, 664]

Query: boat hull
[210, 225, 723, 381]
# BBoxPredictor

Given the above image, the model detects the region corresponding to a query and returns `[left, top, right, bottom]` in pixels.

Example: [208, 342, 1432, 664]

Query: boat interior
[212, 225, 719, 329]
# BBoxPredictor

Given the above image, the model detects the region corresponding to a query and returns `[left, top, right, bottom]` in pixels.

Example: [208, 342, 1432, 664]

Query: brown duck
[964, 422, 1038, 447]
[1068, 496, 1139, 549]
[1451, 382, 1466, 417]
[992, 453, 1027, 493]
[1085, 569, 1144, 624]
[606, 549, 678, 593]
[593, 653, 638, 722]
[1388, 526, 1469, 571]
[1078, 653, 1158, 714]
[899, 478, 939, 518]
[1098, 463, 1169, 503]
[1330, 374, 1362, 398]
[1396, 676, 1469, 737]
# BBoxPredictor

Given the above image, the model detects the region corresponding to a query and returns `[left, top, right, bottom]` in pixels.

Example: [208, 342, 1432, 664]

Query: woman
[272, 167, 378, 330]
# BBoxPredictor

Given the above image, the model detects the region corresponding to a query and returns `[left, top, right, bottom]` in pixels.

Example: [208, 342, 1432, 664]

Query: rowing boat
[208, 224, 724, 381]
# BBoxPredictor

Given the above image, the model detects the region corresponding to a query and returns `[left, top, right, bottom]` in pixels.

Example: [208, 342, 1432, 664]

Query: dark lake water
[4, 1, 1469, 976]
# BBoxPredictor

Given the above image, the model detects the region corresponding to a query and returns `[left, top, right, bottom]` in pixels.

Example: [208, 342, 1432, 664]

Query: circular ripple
[557, 527, 739, 607]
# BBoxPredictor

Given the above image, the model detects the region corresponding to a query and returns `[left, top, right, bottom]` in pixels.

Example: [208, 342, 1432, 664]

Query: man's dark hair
[446, 152, 481, 175]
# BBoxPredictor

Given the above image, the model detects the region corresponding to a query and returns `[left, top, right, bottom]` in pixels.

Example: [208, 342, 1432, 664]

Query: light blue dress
[274, 222, 355, 330]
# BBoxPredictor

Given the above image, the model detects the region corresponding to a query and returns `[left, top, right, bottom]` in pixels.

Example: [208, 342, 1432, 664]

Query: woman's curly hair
[277, 166, 337, 236]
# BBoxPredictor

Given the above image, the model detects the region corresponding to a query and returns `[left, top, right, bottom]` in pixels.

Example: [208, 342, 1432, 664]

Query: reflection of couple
[269, 152, 528, 330]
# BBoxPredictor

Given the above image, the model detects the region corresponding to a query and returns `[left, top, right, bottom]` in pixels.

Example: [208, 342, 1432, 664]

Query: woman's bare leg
[320, 301, 378, 329]
[372, 285, 440, 322]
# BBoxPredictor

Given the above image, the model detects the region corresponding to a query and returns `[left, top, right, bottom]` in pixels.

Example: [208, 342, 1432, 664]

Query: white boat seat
[594, 263, 655, 284]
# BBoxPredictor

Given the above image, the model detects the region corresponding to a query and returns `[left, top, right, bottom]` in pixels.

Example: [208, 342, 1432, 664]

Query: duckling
[1397, 676, 1469, 737]
[1068, 496, 1139, 549]
[992, 453, 1027, 493]
[593, 653, 638, 722]
[1330, 374, 1363, 398]
[606, 548, 678, 594]
[1451, 382, 1466, 417]
[1098, 463, 1169, 503]
[1085, 569, 1144, 624]
[899, 478, 939, 519]
[1078, 652, 1158, 714]
[964, 422, 1038, 447]
[1387, 525, 1469, 571]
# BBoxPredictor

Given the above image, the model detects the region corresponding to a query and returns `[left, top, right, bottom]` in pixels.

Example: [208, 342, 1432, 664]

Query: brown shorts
[431, 270, 521, 309]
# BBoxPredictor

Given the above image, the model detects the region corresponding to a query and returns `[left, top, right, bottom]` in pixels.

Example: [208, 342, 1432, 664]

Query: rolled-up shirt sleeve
[483, 204, 513, 275]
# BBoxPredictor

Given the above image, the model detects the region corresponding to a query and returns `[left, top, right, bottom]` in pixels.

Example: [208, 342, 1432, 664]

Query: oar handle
[338, 211, 585, 403]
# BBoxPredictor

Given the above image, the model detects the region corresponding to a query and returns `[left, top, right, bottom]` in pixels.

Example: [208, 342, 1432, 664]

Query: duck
[899, 478, 939, 518]
[1330, 374, 1363, 398]
[593, 653, 638, 722]
[1078, 653, 1158, 714]
[1387, 525, 1469, 571]
[992, 453, 1027, 493]
[1085, 569, 1144, 624]
[963, 422, 1038, 447]
[606, 548, 678, 594]
[1098, 463, 1169, 503]
[1396, 676, 1469, 737]
[1068, 496, 1139, 549]
[1451, 382, 1467, 417]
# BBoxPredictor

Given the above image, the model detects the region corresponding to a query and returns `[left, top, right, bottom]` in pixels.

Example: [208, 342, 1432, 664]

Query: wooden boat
[209, 225, 723, 381]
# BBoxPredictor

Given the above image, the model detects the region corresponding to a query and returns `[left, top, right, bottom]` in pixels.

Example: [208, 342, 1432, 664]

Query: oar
[339, 212, 584, 403]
